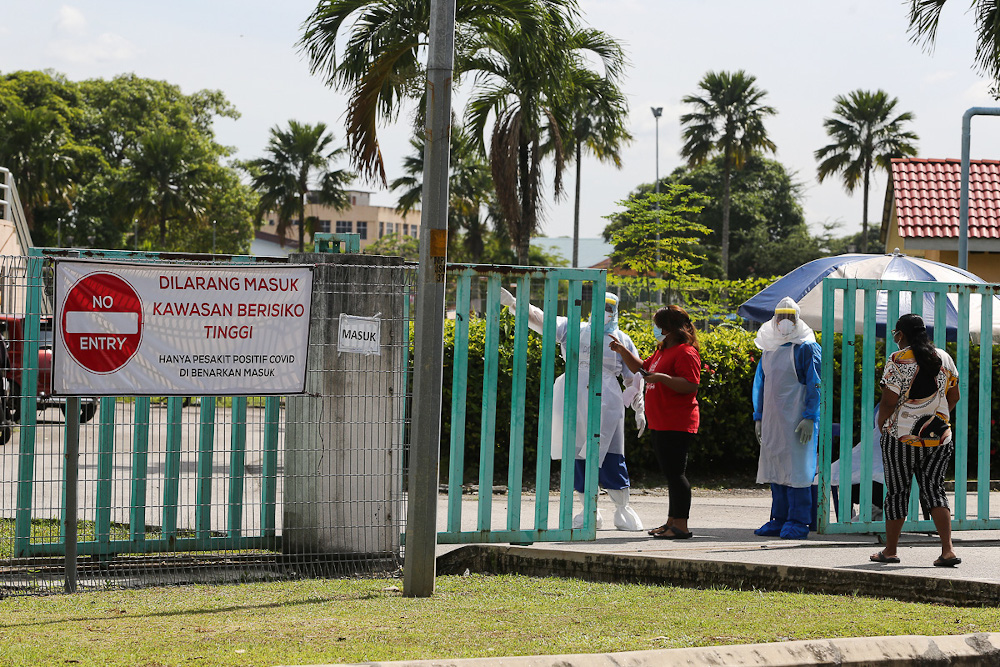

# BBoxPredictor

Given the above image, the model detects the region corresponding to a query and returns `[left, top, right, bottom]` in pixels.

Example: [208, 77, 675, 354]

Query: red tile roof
[890, 158, 1000, 240]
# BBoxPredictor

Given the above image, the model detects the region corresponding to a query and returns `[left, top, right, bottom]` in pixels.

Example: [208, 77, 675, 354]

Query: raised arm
[499, 287, 546, 334]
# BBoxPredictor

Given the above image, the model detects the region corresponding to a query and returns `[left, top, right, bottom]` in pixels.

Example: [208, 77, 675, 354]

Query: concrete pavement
[301, 633, 1000, 667]
[434, 487, 1000, 604]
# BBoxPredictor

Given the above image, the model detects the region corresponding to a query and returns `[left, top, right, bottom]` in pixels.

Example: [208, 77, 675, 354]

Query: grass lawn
[2, 574, 999, 666]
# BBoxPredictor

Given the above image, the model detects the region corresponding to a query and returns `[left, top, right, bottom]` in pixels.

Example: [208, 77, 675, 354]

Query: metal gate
[438, 265, 606, 544]
[817, 277, 998, 533]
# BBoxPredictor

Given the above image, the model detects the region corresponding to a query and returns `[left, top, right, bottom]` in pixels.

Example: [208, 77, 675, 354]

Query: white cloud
[54, 5, 88, 37]
[48, 34, 139, 64]
[46, 6, 138, 65]
[962, 79, 994, 104]
[923, 70, 956, 85]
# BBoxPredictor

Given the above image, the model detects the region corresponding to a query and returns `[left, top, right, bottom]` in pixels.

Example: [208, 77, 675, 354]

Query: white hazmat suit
[500, 288, 644, 530]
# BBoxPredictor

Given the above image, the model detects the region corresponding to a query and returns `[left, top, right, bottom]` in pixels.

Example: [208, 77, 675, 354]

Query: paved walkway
[436, 488, 1000, 587]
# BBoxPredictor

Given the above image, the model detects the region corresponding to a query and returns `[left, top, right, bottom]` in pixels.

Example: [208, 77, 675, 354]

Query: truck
[0, 314, 99, 431]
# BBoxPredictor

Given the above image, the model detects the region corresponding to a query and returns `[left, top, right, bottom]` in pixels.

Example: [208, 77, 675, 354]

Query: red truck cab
[0, 314, 98, 425]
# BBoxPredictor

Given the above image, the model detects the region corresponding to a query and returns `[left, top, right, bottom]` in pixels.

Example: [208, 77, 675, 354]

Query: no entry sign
[52, 260, 314, 396]
[61, 272, 143, 374]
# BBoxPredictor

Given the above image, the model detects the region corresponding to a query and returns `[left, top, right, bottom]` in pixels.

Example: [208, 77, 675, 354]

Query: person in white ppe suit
[752, 296, 822, 540]
[500, 288, 645, 531]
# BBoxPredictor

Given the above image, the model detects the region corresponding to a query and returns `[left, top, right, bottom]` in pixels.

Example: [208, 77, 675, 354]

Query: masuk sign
[53, 260, 314, 396]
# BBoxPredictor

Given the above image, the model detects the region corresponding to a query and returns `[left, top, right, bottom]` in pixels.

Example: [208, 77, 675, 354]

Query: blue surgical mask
[653, 326, 665, 343]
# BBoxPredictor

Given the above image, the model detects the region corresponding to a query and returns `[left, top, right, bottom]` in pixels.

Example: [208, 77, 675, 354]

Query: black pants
[881, 432, 953, 521]
[651, 430, 694, 520]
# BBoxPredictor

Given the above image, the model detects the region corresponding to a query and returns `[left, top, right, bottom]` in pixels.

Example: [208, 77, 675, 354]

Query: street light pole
[652, 107, 662, 305]
[404, 0, 455, 598]
[212, 219, 217, 255]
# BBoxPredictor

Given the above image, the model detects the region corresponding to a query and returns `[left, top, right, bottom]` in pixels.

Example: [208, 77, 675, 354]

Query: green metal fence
[438, 265, 606, 545]
[817, 277, 998, 534]
[13, 248, 288, 560]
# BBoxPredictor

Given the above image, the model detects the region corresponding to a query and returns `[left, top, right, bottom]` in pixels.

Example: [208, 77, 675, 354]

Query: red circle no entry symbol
[61, 272, 143, 374]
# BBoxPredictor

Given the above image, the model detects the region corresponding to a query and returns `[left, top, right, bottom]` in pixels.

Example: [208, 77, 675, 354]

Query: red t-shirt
[642, 343, 701, 433]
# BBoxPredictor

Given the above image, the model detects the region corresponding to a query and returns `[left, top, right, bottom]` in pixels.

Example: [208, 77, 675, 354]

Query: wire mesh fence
[0, 252, 414, 595]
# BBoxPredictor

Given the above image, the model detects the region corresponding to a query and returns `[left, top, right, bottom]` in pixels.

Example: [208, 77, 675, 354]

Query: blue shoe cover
[754, 520, 782, 537]
[779, 521, 809, 540]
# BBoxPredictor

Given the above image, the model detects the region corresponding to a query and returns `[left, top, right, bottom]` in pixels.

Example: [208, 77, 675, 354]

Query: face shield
[755, 296, 815, 351]
[603, 294, 619, 334]
[775, 309, 797, 336]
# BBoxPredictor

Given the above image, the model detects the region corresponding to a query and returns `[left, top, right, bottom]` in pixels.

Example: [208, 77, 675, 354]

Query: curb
[294, 633, 1000, 667]
[436, 545, 1000, 607]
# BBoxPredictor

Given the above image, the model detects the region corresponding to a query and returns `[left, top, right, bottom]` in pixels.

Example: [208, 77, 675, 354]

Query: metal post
[133, 219, 138, 251]
[212, 219, 217, 255]
[403, 0, 455, 598]
[64, 396, 80, 593]
[652, 107, 662, 305]
[959, 107, 1000, 270]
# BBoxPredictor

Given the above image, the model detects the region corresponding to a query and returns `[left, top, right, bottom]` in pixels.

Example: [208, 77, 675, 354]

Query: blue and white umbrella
[738, 251, 1000, 342]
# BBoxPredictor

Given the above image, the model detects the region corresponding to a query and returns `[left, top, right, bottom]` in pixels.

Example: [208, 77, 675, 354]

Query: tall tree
[298, 0, 576, 185]
[465, 17, 626, 263]
[0, 104, 77, 230]
[815, 89, 918, 253]
[1, 70, 253, 252]
[680, 70, 776, 280]
[662, 154, 815, 279]
[556, 70, 631, 267]
[908, 0, 1000, 92]
[390, 126, 494, 261]
[247, 120, 353, 252]
[117, 128, 210, 247]
[75, 74, 238, 168]
[604, 185, 711, 314]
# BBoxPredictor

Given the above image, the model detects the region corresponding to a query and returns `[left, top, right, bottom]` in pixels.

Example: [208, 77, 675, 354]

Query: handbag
[891, 365, 950, 446]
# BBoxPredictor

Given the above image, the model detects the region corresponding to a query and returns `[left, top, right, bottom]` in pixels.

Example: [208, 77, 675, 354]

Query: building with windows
[254, 190, 421, 256]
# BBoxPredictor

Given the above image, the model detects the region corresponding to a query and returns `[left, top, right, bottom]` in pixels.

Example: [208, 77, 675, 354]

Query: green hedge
[437, 316, 1000, 483]
[438, 313, 761, 483]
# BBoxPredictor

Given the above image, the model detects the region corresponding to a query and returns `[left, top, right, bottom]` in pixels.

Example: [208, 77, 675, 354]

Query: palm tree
[118, 128, 209, 248]
[247, 121, 353, 252]
[465, 17, 626, 263]
[680, 70, 776, 280]
[815, 90, 918, 253]
[556, 71, 630, 267]
[908, 1, 1000, 86]
[298, 0, 580, 185]
[0, 104, 76, 230]
[390, 125, 494, 261]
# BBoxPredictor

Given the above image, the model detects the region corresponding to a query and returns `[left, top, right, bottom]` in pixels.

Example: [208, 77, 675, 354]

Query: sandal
[933, 556, 961, 567]
[653, 526, 693, 540]
[647, 523, 670, 537]
[870, 550, 900, 564]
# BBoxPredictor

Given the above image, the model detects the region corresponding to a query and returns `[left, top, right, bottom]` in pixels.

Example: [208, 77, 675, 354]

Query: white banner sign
[52, 260, 314, 396]
[338, 314, 381, 355]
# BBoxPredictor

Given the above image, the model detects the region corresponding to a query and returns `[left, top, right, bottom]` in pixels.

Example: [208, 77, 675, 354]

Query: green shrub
[436, 316, 1000, 484]
[438, 313, 760, 483]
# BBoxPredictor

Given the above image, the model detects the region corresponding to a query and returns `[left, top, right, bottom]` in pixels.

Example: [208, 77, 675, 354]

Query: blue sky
[3, 1, 999, 243]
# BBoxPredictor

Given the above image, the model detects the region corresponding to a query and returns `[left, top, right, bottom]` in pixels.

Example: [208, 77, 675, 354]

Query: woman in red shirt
[610, 305, 701, 539]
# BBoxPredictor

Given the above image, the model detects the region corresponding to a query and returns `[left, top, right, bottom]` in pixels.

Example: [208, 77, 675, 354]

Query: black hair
[654, 305, 699, 351]
[895, 314, 941, 395]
